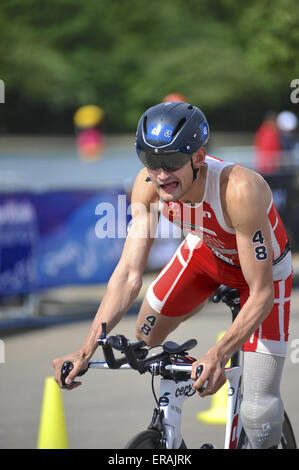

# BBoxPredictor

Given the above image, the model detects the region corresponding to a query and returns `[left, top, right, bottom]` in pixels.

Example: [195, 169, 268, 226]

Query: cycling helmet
[136, 101, 209, 152]
[135, 102, 209, 177]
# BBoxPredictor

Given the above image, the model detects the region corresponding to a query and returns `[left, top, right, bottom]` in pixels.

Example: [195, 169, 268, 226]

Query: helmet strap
[190, 159, 199, 182]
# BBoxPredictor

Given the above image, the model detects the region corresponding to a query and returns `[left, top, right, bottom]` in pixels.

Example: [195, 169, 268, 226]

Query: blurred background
[0, 0, 299, 449]
[1, 0, 299, 327]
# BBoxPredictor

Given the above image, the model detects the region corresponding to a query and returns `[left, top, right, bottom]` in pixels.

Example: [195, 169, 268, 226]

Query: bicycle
[61, 286, 297, 449]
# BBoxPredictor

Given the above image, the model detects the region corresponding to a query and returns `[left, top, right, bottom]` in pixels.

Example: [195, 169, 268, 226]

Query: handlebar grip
[108, 336, 124, 351]
[132, 340, 147, 350]
[196, 364, 203, 379]
[60, 361, 88, 388]
[98, 334, 148, 370]
[61, 361, 73, 387]
[195, 364, 207, 393]
[108, 336, 147, 353]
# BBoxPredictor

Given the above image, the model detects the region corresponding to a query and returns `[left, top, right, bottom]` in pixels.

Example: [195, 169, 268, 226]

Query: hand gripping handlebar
[60, 323, 149, 387]
[60, 323, 199, 387]
[60, 287, 240, 388]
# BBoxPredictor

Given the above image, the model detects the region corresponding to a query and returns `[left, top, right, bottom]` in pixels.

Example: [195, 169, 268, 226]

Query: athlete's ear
[192, 147, 206, 169]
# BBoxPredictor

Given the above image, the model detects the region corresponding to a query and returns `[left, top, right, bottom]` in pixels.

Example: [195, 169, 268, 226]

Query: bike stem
[155, 377, 195, 449]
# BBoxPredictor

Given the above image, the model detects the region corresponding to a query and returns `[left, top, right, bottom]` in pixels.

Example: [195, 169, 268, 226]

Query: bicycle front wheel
[125, 430, 165, 449]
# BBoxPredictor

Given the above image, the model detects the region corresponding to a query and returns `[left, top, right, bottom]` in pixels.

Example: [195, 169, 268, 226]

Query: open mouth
[159, 181, 179, 192]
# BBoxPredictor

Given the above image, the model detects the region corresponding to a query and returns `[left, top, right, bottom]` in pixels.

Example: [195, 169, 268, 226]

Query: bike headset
[136, 101, 209, 181]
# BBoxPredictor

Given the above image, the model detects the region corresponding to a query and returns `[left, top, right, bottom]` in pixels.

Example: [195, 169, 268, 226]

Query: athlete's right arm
[53, 169, 159, 388]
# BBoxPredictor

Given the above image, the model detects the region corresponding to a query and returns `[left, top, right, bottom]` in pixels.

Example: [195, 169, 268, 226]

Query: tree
[1, 0, 298, 133]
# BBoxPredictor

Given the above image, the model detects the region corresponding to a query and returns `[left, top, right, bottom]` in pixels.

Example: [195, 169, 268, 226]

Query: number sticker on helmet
[147, 124, 174, 142]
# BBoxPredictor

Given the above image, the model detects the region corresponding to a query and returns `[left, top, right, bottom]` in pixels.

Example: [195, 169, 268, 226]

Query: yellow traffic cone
[37, 377, 69, 449]
[197, 331, 230, 425]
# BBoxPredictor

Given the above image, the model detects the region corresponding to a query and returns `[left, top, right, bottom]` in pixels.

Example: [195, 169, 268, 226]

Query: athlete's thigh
[136, 237, 220, 346]
[136, 297, 181, 346]
[242, 274, 292, 356]
[136, 297, 204, 347]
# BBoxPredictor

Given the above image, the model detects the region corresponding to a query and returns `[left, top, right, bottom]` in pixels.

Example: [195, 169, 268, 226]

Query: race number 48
[141, 315, 157, 336]
[252, 230, 268, 261]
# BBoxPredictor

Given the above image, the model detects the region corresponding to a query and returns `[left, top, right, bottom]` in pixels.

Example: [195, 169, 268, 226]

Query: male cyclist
[53, 102, 292, 449]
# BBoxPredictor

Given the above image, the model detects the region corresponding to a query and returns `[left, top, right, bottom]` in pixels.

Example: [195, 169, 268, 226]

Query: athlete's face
[147, 148, 206, 202]
[147, 161, 194, 202]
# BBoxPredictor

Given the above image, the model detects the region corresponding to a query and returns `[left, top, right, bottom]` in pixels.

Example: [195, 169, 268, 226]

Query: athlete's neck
[180, 163, 208, 206]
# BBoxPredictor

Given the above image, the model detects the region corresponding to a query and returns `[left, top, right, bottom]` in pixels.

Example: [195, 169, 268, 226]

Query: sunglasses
[137, 148, 192, 172]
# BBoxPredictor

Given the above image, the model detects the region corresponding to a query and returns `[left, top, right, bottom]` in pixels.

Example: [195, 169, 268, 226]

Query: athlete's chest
[161, 200, 236, 250]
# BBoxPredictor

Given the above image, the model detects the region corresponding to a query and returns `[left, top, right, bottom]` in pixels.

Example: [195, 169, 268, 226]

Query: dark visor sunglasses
[137, 148, 192, 172]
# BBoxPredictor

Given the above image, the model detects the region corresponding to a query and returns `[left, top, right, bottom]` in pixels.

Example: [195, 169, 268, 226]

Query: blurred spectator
[276, 111, 299, 168]
[254, 112, 282, 174]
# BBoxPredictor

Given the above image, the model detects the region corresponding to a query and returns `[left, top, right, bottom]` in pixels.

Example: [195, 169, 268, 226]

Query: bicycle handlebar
[60, 286, 240, 388]
[98, 334, 149, 370]
[61, 323, 199, 387]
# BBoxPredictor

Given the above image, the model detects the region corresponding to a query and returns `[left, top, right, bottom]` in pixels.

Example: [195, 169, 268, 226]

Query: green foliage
[1, 0, 298, 132]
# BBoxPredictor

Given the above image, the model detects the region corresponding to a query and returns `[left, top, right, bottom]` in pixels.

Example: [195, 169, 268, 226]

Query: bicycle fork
[150, 377, 196, 449]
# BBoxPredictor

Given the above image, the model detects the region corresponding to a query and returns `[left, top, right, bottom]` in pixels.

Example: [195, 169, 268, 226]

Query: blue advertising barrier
[0, 189, 128, 295]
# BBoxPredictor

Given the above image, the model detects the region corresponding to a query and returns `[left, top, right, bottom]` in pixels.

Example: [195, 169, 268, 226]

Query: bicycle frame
[88, 360, 244, 449]
[223, 366, 243, 449]
[157, 376, 195, 449]
[159, 364, 243, 449]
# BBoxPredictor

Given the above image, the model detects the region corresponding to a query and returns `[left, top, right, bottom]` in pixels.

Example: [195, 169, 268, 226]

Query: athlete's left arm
[218, 168, 275, 357]
[192, 168, 274, 396]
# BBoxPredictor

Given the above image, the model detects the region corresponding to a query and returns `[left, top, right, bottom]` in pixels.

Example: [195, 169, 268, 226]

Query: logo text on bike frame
[0, 80, 4, 103]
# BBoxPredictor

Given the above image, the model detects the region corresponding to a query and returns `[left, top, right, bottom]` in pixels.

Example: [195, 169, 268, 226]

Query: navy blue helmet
[136, 101, 209, 155]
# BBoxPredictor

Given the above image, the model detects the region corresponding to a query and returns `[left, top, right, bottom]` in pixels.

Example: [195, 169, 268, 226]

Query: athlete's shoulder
[131, 168, 159, 205]
[226, 164, 270, 196]
[224, 164, 272, 218]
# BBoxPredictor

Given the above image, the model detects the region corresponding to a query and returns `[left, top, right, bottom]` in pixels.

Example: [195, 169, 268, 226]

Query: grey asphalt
[1, 288, 298, 450]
